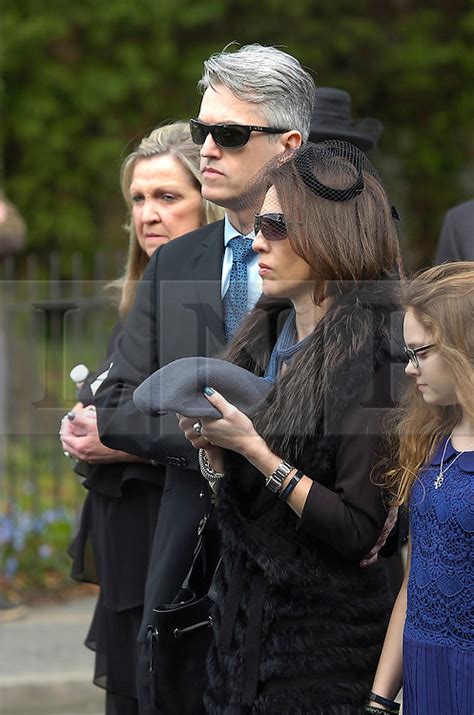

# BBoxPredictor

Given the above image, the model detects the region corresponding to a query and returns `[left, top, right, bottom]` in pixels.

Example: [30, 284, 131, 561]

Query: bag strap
[181, 508, 213, 592]
[171, 506, 215, 605]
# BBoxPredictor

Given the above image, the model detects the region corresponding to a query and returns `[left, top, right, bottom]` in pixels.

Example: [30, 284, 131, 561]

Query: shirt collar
[224, 214, 255, 247]
[428, 436, 474, 473]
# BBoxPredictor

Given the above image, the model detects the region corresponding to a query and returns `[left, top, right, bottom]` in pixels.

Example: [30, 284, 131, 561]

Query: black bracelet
[279, 470, 303, 500]
[363, 707, 392, 714]
[367, 691, 400, 713]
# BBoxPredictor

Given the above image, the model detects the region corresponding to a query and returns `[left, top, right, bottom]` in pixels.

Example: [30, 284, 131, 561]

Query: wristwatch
[265, 460, 293, 494]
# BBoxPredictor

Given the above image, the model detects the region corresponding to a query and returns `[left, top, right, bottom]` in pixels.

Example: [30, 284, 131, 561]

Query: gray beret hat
[133, 357, 272, 419]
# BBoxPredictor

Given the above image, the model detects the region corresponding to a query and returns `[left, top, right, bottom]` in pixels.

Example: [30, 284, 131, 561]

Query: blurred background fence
[0, 251, 124, 594]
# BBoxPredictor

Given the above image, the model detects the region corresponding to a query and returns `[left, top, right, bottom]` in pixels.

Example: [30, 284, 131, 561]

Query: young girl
[366, 261, 474, 715]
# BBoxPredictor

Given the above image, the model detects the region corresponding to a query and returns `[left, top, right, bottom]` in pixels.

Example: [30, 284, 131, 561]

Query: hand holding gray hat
[133, 357, 272, 419]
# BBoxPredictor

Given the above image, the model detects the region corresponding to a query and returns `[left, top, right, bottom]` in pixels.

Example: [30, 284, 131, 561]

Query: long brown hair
[384, 262, 474, 505]
[248, 143, 400, 304]
[112, 122, 223, 318]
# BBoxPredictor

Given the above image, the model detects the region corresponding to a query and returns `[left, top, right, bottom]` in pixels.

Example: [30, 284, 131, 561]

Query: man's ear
[281, 130, 303, 150]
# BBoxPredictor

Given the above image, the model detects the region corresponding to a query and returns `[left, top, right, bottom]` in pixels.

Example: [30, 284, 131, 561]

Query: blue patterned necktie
[223, 235, 254, 342]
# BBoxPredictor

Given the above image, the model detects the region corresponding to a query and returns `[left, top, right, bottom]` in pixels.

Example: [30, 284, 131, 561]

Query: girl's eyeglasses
[190, 119, 289, 149]
[404, 343, 436, 368]
[254, 213, 289, 241]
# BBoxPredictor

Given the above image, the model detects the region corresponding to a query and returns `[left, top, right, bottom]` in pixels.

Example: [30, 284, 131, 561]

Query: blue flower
[42, 510, 58, 525]
[4, 556, 18, 579]
[0, 516, 14, 545]
[38, 544, 53, 558]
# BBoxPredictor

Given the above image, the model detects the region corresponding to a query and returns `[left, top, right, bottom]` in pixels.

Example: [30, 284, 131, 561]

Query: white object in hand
[69, 363, 90, 389]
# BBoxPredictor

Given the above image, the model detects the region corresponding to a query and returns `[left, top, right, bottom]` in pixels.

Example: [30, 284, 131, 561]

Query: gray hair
[197, 43, 316, 141]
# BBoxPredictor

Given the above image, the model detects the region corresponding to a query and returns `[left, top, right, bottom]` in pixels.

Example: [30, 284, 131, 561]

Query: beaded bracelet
[279, 470, 304, 500]
[198, 449, 225, 490]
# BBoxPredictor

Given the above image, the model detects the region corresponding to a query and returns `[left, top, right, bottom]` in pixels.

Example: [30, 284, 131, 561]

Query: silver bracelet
[265, 460, 293, 494]
[198, 449, 225, 488]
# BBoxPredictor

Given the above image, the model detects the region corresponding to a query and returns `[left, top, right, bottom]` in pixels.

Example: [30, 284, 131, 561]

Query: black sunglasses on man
[190, 118, 290, 149]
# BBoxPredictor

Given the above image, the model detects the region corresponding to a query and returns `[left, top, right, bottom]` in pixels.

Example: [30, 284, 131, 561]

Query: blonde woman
[61, 122, 222, 715]
[367, 262, 474, 715]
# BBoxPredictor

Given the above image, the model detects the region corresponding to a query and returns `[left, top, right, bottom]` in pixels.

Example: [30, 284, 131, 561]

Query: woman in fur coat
[179, 141, 401, 714]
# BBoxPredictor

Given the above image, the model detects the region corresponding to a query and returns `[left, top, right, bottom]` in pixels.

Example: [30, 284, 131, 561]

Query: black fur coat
[204, 283, 399, 714]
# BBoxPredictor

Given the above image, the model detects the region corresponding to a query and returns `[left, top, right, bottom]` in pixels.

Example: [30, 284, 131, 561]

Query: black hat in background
[309, 87, 383, 152]
[133, 357, 272, 419]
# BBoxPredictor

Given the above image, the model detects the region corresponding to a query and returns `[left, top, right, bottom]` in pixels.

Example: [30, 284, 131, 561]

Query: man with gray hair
[95, 43, 315, 714]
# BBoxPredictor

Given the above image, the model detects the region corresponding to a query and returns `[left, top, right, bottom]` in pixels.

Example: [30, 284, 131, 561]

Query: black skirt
[70, 476, 163, 702]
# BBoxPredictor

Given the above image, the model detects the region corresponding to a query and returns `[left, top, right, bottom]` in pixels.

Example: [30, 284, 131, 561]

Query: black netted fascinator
[234, 140, 401, 284]
[294, 140, 369, 201]
[234, 140, 394, 236]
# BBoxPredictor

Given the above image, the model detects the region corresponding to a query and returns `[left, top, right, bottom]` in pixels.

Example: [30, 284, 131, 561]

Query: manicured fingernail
[67, 411, 76, 421]
[203, 387, 215, 396]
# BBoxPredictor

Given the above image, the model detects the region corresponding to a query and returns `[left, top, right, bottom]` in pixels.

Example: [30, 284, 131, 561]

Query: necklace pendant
[434, 472, 444, 490]
[434, 429, 465, 490]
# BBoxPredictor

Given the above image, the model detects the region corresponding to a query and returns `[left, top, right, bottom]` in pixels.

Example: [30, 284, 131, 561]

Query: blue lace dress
[403, 438, 474, 715]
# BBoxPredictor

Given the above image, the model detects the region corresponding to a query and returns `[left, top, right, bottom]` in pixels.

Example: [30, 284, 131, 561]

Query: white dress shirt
[221, 214, 262, 312]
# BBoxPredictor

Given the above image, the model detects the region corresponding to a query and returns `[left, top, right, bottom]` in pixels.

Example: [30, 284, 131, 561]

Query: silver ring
[193, 420, 203, 435]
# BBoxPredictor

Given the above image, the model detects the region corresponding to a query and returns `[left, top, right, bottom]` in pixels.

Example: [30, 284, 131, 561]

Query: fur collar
[227, 277, 400, 463]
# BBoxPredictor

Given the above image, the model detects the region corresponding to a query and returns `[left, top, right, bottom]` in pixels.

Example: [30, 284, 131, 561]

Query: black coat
[435, 198, 474, 263]
[204, 285, 399, 714]
[95, 221, 226, 642]
[71, 321, 164, 606]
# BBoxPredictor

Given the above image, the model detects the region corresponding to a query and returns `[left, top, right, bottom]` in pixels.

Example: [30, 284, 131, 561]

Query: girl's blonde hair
[113, 122, 224, 318]
[385, 261, 474, 505]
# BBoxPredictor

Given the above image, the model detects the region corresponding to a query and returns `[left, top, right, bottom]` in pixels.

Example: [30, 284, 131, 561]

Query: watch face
[266, 474, 283, 493]
[266, 461, 292, 492]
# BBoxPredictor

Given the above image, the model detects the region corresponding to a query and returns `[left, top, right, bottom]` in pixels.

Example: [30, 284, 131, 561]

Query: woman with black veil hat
[177, 140, 402, 713]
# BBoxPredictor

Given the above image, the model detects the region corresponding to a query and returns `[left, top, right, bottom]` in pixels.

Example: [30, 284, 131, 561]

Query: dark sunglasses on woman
[254, 213, 289, 241]
[190, 119, 290, 149]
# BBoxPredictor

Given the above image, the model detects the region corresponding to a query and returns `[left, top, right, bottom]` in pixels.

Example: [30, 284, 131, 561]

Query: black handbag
[147, 509, 221, 714]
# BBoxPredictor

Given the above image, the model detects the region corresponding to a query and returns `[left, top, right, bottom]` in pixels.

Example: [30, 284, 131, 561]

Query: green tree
[3, 0, 474, 272]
